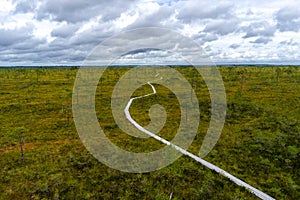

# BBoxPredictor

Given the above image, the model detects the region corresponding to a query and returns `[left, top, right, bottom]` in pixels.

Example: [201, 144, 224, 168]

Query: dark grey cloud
[11, 38, 46, 51]
[0, 25, 33, 46]
[242, 21, 276, 39]
[276, 5, 300, 32]
[126, 4, 179, 30]
[69, 22, 116, 46]
[193, 32, 218, 45]
[0, 46, 87, 65]
[176, 1, 233, 22]
[229, 44, 240, 49]
[203, 20, 238, 35]
[51, 23, 81, 38]
[13, 0, 38, 13]
[48, 38, 70, 49]
[35, 0, 137, 23]
[250, 37, 272, 44]
[47, 35, 93, 62]
[122, 48, 161, 56]
[279, 39, 298, 46]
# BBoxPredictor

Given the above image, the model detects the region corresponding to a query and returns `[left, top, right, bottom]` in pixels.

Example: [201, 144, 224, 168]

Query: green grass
[0, 66, 299, 199]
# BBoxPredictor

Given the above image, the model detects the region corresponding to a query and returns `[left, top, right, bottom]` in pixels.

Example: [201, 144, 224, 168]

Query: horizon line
[1, 63, 300, 68]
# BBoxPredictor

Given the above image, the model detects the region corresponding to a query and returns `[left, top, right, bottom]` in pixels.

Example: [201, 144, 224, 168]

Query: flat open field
[0, 66, 299, 199]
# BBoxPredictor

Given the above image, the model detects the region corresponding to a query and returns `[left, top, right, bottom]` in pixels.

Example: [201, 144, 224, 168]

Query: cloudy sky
[0, 0, 300, 66]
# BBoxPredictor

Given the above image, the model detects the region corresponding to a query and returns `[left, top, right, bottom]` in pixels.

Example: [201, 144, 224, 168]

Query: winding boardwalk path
[124, 82, 275, 200]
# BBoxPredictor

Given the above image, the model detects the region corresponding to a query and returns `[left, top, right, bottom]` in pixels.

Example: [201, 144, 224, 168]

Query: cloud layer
[0, 0, 300, 65]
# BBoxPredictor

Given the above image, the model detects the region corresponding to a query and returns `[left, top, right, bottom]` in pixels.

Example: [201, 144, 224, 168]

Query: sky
[0, 0, 300, 66]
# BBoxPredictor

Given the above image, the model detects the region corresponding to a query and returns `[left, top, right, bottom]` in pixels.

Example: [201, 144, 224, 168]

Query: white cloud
[0, 0, 299, 66]
[0, 0, 14, 13]
[276, 3, 300, 32]
[176, 1, 233, 22]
